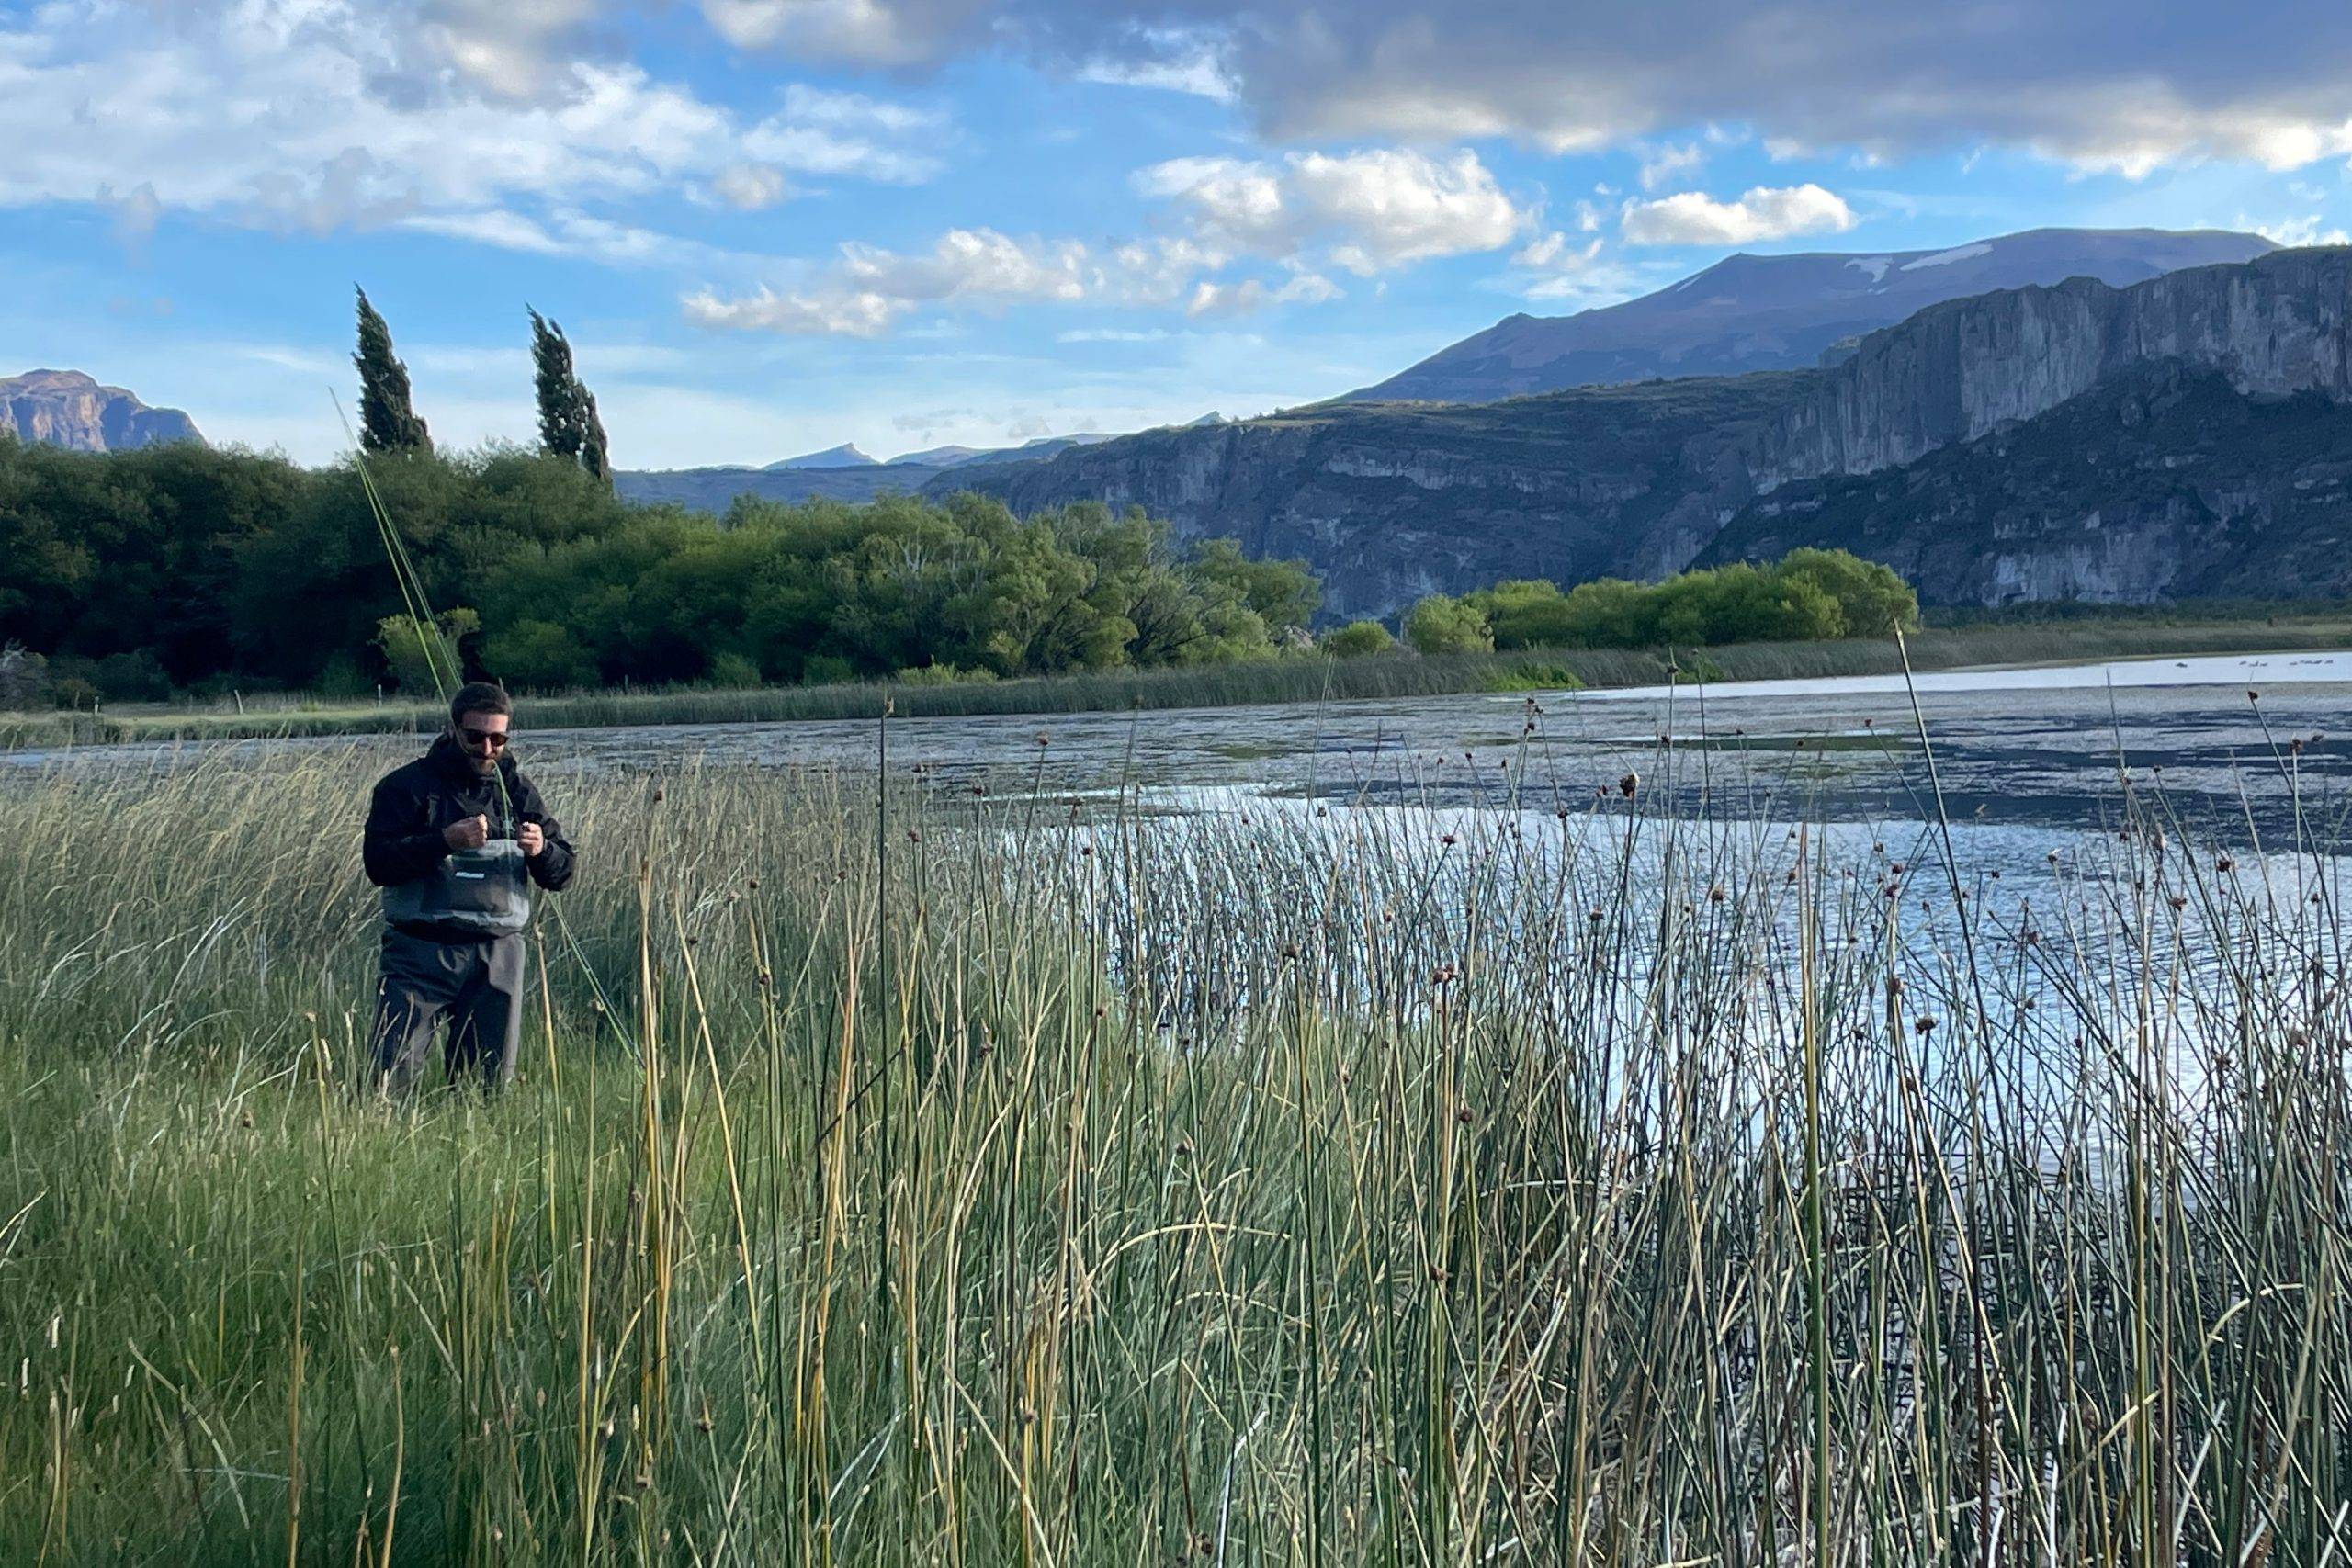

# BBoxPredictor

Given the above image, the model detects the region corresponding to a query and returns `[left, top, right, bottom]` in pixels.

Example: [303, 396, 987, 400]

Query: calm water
[13, 649, 2352, 847]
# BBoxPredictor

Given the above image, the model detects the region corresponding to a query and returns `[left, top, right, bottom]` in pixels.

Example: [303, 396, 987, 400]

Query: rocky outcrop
[942, 248, 2352, 615]
[1, 369, 203, 451]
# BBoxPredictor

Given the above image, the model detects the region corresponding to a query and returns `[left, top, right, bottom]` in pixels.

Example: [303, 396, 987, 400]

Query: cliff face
[940, 378, 1803, 619]
[1, 369, 204, 451]
[943, 248, 2352, 615]
[1750, 247, 2352, 485]
[1702, 363, 2352, 604]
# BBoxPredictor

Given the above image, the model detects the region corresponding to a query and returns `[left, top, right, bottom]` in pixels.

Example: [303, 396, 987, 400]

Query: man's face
[452, 710, 510, 776]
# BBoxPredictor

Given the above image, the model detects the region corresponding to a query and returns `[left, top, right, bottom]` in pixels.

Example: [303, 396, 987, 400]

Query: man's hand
[517, 821, 547, 859]
[443, 814, 490, 852]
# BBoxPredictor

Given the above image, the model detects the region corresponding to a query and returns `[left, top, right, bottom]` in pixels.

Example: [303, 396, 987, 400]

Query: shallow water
[12, 649, 2352, 847]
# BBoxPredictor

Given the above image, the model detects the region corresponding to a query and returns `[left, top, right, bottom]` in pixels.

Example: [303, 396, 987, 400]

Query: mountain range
[939, 245, 2352, 615]
[618, 428, 1156, 509]
[1346, 228, 2276, 402]
[2, 369, 202, 451]
[28, 225, 2352, 616]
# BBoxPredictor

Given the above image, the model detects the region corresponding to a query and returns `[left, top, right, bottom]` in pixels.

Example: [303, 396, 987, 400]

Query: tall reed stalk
[0, 730, 2348, 1562]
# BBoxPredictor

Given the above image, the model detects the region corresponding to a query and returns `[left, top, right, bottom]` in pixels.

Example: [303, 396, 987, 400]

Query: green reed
[0, 726, 2347, 1563]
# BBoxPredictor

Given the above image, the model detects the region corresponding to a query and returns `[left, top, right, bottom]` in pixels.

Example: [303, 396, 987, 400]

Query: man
[363, 682, 576, 1092]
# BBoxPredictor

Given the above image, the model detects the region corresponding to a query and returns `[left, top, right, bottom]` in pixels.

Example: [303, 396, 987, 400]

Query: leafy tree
[354, 288, 431, 456]
[1557, 579, 1658, 648]
[1403, 593, 1494, 655]
[0, 435, 308, 684]
[1466, 579, 1578, 649]
[480, 618, 596, 690]
[375, 606, 478, 694]
[1771, 548, 1917, 635]
[1189, 538, 1320, 636]
[1321, 620, 1396, 657]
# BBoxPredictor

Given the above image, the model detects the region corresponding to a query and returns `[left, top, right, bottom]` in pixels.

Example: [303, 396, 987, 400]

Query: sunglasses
[458, 727, 511, 750]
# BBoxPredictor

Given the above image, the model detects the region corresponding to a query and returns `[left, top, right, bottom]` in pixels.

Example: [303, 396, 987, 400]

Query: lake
[17, 649, 2347, 848]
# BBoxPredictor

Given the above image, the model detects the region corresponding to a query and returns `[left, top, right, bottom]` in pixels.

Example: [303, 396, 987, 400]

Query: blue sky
[4, 0, 2350, 468]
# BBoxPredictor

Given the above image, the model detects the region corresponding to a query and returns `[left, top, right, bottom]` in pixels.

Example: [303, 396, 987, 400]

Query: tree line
[0, 437, 1326, 704]
[1374, 551, 1918, 656]
[0, 288, 1915, 708]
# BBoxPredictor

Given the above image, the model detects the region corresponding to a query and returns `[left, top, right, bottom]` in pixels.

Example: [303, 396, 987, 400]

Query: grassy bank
[11, 610, 2352, 750]
[2, 733, 2347, 1561]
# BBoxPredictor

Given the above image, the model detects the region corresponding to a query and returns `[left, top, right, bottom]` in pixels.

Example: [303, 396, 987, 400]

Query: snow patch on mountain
[1902, 243, 1995, 272]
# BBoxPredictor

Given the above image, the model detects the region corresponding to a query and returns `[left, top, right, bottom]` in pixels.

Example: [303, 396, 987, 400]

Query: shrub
[93, 649, 173, 703]
[1321, 620, 1396, 658]
[483, 618, 598, 691]
[707, 653, 762, 690]
[891, 663, 999, 686]
[1403, 594, 1494, 655]
[803, 654, 856, 686]
[1481, 662, 1587, 693]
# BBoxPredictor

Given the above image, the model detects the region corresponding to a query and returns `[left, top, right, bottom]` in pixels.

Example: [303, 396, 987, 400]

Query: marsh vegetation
[2, 720, 2348, 1562]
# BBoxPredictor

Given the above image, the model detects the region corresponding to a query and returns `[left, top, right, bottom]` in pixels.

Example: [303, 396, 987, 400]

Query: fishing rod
[333, 390, 634, 1050]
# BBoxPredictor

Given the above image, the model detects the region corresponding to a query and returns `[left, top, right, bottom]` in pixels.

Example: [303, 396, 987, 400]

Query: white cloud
[419, 0, 602, 99]
[1184, 271, 1342, 317]
[739, 85, 949, 183]
[1495, 229, 1649, 307]
[1512, 231, 1599, 270]
[1636, 141, 1704, 191]
[1138, 147, 1529, 275]
[2241, 212, 2352, 248]
[697, 0, 989, 65]
[0, 0, 945, 269]
[745, 0, 2352, 183]
[681, 222, 1339, 336]
[711, 164, 792, 209]
[1075, 28, 1238, 101]
[404, 209, 569, 254]
[685, 227, 1096, 336]
[683, 286, 904, 336]
[1620, 184, 1857, 245]
[1057, 327, 1177, 343]
[99, 180, 162, 250]
[406, 207, 752, 269]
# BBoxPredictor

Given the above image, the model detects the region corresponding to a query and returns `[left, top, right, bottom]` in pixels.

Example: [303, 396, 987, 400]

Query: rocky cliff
[1702, 363, 2352, 604]
[1, 369, 203, 451]
[938, 378, 1804, 617]
[939, 248, 2352, 615]
[1749, 246, 2352, 485]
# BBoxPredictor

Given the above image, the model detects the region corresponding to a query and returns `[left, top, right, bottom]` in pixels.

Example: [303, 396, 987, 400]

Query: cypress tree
[579, 389, 611, 485]
[527, 307, 612, 489]
[528, 308, 581, 460]
[353, 287, 431, 456]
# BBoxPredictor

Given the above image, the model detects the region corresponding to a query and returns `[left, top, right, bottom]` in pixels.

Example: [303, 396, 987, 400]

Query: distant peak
[769, 443, 879, 469]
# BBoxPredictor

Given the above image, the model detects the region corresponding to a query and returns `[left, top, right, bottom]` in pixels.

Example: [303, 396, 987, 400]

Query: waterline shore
[12, 612, 2352, 750]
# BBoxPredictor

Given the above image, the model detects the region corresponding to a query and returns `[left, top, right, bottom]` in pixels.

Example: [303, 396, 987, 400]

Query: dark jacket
[364, 737, 576, 935]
